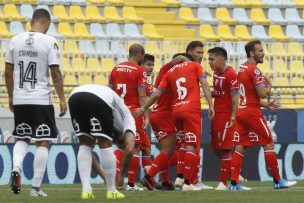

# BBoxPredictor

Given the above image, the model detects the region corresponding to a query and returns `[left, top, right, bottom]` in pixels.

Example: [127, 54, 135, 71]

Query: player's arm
[255, 74, 271, 99]
[199, 77, 214, 119]
[260, 99, 280, 111]
[228, 91, 238, 128]
[133, 89, 162, 118]
[5, 63, 14, 112]
[50, 66, 67, 117]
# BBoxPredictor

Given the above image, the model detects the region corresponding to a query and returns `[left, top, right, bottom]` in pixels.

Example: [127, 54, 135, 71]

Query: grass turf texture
[0, 181, 303, 203]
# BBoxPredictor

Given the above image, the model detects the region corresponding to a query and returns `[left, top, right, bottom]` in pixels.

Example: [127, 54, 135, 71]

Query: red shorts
[140, 131, 151, 150]
[150, 112, 176, 142]
[233, 111, 273, 147]
[210, 112, 234, 150]
[173, 111, 202, 147]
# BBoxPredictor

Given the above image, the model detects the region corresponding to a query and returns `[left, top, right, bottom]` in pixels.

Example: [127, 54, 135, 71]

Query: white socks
[13, 140, 28, 173]
[100, 147, 116, 192]
[78, 145, 93, 192]
[32, 147, 49, 188]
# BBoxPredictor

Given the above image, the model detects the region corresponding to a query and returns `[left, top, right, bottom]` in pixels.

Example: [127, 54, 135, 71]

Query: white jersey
[6, 32, 59, 105]
[70, 84, 136, 137]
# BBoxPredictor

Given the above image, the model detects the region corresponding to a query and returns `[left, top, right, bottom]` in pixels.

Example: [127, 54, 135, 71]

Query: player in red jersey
[141, 54, 189, 190]
[229, 40, 297, 190]
[109, 44, 148, 191]
[208, 47, 238, 190]
[134, 53, 214, 191]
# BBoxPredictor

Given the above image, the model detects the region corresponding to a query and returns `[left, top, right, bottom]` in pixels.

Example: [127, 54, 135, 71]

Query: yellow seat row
[0, 4, 25, 21]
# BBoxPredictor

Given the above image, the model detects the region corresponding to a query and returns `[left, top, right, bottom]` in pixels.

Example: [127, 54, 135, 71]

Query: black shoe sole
[10, 171, 21, 194]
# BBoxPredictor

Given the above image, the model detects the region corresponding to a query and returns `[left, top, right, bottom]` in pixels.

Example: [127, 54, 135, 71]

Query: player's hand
[8, 97, 13, 112]
[132, 107, 145, 118]
[59, 100, 67, 117]
[142, 118, 149, 131]
[227, 116, 235, 128]
[208, 107, 215, 119]
[116, 172, 124, 188]
[267, 99, 280, 111]
[263, 76, 272, 87]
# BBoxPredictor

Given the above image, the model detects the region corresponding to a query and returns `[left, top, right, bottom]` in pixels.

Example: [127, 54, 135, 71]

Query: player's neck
[218, 66, 228, 74]
[247, 58, 257, 66]
[128, 58, 139, 65]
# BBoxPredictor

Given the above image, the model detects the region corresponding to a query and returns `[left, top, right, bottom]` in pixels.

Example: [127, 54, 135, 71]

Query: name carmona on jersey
[115, 64, 137, 73]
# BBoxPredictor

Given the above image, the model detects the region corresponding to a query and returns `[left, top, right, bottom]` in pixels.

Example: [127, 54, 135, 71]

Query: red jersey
[238, 61, 264, 111]
[145, 76, 154, 96]
[213, 66, 238, 113]
[109, 61, 147, 110]
[159, 61, 205, 113]
[151, 63, 173, 113]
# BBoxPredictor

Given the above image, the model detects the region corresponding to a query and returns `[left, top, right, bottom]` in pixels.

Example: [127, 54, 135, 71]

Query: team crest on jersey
[25, 37, 34, 46]
[254, 69, 261, 75]
[147, 78, 152, 85]
[143, 72, 148, 78]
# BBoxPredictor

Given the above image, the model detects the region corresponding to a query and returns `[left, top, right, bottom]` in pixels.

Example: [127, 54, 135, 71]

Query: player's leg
[91, 152, 106, 183]
[140, 138, 152, 174]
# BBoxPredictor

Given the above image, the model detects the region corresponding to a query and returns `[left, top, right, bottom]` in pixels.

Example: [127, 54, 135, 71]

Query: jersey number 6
[176, 77, 187, 100]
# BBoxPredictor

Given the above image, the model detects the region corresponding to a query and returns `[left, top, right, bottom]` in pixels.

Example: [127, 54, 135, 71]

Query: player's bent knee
[263, 142, 275, 151]
[78, 135, 93, 147]
[98, 137, 112, 148]
[36, 140, 49, 148]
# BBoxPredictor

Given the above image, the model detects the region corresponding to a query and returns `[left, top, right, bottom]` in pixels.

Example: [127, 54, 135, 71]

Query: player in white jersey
[69, 84, 136, 199]
[5, 9, 66, 196]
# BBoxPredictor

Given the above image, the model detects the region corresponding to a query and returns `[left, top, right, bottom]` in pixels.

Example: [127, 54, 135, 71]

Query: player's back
[7, 31, 58, 105]
[109, 61, 146, 110]
[164, 61, 204, 113]
[238, 61, 263, 111]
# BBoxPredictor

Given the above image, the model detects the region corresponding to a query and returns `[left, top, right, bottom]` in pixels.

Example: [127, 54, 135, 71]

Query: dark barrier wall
[0, 143, 303, 184]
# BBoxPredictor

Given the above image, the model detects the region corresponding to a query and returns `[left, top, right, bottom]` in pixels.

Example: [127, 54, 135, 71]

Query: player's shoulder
[226, 66, 238, 76]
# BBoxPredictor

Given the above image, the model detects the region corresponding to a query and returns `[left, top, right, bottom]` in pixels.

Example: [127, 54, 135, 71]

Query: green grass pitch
[0, 181, 303, 203]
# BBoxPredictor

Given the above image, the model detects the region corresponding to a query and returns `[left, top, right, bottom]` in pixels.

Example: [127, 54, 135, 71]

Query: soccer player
[5, 9, 67, 196]
[109, 44, 148, 191]
[208, 47, 238, 190]
[229, 40, 297, 190]
[181, 41, 212, 190]
[141, 54, 189, 190]
[134, 53, 214, 191]
[69, 84, 135, 199]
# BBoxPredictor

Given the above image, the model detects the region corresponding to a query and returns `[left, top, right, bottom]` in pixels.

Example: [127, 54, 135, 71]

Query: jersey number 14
[18, 61, 37, 89]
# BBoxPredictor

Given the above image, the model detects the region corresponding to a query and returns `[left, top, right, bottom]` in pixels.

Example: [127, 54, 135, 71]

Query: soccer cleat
[238, 175, 247, 183]
[126, 184, 144, 191]
[161, 182, 175, 190]
[273, 179, 297, 189]
[30, 188, 48, 197]
[174, 177, 184, 189]
[106, 190, 125, 199]
[141, 175, 154, 190]
[193, 182, 214, 190]
[228, 184, 252, 191]
[182, 184, 202, 191]
[81, 191, 95, 199]
[10, 171, 21, 194]
[215, 182, 227, 191]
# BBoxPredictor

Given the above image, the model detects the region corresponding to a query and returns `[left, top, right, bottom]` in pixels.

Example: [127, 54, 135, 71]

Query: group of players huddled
[5, 8, 297, 200]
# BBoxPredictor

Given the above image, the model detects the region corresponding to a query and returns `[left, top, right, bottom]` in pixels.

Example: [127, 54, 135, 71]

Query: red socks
[230, 151, 244, 184]
[264, 150, 281, 182]
[183, 151, 196, 184]
[191, 154, 200, 184]
[220, 153, 231, 185]
[177, 148, 186, 175]
[128, 154, 140, 185]
[168, 151, 178, 167]
[148, 151, 169, 178]
[114, 149, 123, 179]
[142, 156, 153, 174]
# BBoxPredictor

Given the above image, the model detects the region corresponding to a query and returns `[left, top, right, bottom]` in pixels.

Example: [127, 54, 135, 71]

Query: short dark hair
[129, 43, 145, 57]
[172, 53, 194, 61]
[143, 54, 155, 63]
[245, 40, 262, 58]
[32, 9, 51, 21]
[208, 47, 227, 60]
[186, 41, 204, 53]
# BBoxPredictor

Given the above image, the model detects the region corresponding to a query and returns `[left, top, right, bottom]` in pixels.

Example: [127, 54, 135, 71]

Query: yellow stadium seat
[93, 75, 108, 85]
[217, 25, 238, 41]
[231, 0, 250, 7]
[58, 23, 77, 39]
[145, 41, 162, 56]
[250, 0, 266, 7]
[85, 6, 106, 23]
[69, 6, 90, 22]
[0, 22, 14, 38]
[200, 25, 220, 41]
[288, 43, 304, 58]
[101, 58, 114, 75]
[258, 59, 272, 76]
[250, 8, 271, 25]
[4, 4, 25, 21]
[74, 23, 96, 40]
[86, 57, 102, 74]
[215, 8, 237, 25]
[63, 41, 85, 57]
[122, 7, 144, 23]
[143, 24, 164, 40]
[276, 77, 290, 94]
[179, 7, 200, 23]
[72, 58, 86, 75]
[295, 98, 304, 109]
[86, 0, 106, 4]
[291, 77, 304, 94]
[104, 6, 124, 23]
[53, 5, 72, 22]
[280, 98, 296, 109]
[289, 60, 303, 77]
[273, 59, 288, 77]
[160, 0, 181, 6]
[156, 27, 196, 40]
[62, 58, 72, 75]
[23, 0, 37, 3]
[235, 25, 255, 41]
[269, 25, 289, 42]
[64, 75, 78, 85]
[106, 0, 124, 6]
[26, 22, 31, 31]
[293, 0, 304, 8]
[0, 9, 9, 21]
[78, 75, 93, 85]
[269, 43, 288, 58]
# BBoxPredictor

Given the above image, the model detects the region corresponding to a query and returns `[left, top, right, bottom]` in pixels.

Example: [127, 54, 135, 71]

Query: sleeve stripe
[255, 82, 264, 87]
[157, 87, 164, 92]
[138, 85, 146, 89]
[198, 75, 206, 80]
[230, 89, 239, 93]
